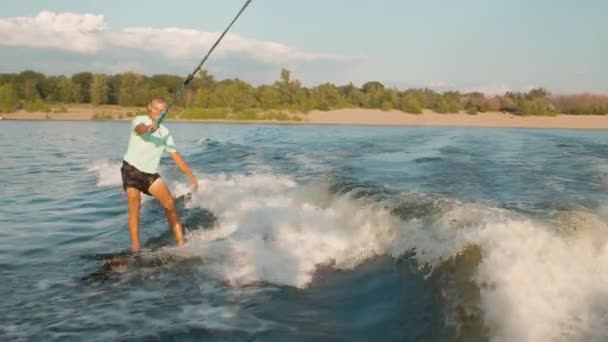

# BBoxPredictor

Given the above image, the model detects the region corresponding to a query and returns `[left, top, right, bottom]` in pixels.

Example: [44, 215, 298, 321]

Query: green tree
[311, 82, 345, 110]
[400, 94, 422, 114]
[39, 76, 59, 101]
[118, 73, 149, 106]
[149, 74, 184, 105]
[195, 88, 213, 108]
[526, 88, 550, 100]
[257, 85, 281, 109]
[193, 69, 216, 91]
[212, 79, 256, 112]
[15, 70, 45, 101]
[361, 81, 384, 93]
[465, 100, 478, 114]
[361, 81, 385, 108]
[381, 88, 399, 111]
[499, 95, 518, 113]
[42, 76, 61, 102]
[0, 74, 14, 85]
[56, 76, 74, 103]
[90, 74, 109, 105]
[463, 92, 485, 114]
[149, 86, 171, 102]
[295, 88, 315, 112]
[72, 83, 83, 103]
[150, 74, 183, 92]
[71, 72, 93, 103]
[414, 88, 440, 109]
[0, 83, 18, 112]
[516, 97, 552, 115]
[339, 83, 365, 108]
[435, 98, 461, 113]
[274, 68, 301, 108]
[106, 74, 122, 105]
[434, 91, 462, 113]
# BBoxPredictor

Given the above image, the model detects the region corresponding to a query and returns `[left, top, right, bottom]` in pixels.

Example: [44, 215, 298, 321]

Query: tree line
[1, 69, 607, 116]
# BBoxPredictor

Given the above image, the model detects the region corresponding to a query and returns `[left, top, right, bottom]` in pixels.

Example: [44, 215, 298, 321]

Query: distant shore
[3, 105, 608, 129]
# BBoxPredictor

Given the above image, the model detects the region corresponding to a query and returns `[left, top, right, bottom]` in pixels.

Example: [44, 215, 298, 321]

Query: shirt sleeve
[164, 132, 177, 153]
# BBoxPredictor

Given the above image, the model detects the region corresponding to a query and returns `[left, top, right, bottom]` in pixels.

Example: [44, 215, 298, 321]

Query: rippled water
[3, 120, 608, 341]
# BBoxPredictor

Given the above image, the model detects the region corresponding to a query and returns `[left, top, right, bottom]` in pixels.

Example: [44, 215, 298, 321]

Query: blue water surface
[2, 120, 608, 341]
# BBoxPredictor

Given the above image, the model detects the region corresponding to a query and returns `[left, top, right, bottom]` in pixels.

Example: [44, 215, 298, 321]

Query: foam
[88, 160, 122, 187]
[395, 203, 608, 342]
[170, 172, 608, 341]
[174, 173, 399, 288]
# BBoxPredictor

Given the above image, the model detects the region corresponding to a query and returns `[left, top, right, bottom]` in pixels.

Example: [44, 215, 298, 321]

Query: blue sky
[0, 0, 605, 94]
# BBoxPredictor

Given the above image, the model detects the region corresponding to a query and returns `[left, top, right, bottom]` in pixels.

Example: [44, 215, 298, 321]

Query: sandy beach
[3, 106, 608, 130]
[306, 109, 608, 129]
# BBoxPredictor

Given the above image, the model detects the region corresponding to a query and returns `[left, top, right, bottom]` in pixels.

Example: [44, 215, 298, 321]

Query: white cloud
[220, 35, 359, 63]
[0, 11, 106, 54]
[0, 11, 358, 64]
[108, 27, 217, 60]
[109, 27, 358, 63]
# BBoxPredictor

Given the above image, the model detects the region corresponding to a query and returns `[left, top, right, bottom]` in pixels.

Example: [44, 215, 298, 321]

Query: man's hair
[150, 97, 167, 105]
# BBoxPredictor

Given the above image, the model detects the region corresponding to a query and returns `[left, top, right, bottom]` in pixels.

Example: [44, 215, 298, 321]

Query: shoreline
[3, 107, 608, 130]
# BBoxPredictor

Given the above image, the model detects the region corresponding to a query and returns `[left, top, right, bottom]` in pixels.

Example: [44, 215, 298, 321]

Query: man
[121, 97, 198, 252]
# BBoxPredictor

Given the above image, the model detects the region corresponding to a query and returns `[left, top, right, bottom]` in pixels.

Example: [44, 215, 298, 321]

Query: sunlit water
[3, 120, 608, 341]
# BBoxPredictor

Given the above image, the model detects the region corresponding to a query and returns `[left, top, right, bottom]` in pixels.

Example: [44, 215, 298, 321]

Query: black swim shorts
[121, 160, 160, 195]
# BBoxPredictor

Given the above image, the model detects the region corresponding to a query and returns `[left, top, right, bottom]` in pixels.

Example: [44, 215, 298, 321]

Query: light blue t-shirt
[123, 115, 177, 174]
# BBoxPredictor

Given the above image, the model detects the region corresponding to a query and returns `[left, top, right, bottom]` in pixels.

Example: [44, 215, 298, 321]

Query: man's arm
[169, 151, 198, 191]
[134, 123, 158, 135]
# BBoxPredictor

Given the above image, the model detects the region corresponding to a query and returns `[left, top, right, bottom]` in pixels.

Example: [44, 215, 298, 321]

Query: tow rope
[156, 0, 254, 125]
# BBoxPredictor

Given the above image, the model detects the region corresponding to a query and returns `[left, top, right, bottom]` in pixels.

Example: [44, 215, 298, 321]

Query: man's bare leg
[148, 178, 185, 246]
[126, 187, 142, 252]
